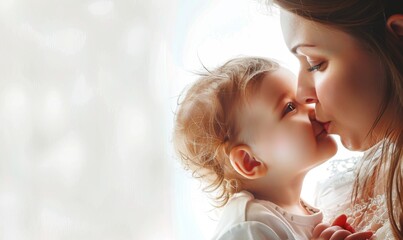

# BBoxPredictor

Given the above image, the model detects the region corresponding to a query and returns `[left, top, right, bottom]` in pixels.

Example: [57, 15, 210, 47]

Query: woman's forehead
[279, 9, 358, 55]
[280, 10, 315, 51]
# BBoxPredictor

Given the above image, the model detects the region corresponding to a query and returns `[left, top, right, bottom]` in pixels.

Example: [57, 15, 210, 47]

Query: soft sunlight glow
[2, 85, 26, 120]
[44, 28, 87, 55]
[72, 75, 94, 106]
[39, 132, 85, 187]
[88, 1, 114, 16]
[116, 106, 148, 161]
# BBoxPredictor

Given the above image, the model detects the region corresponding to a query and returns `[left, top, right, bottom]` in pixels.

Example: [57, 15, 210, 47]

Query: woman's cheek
[316, 68, 346, 113]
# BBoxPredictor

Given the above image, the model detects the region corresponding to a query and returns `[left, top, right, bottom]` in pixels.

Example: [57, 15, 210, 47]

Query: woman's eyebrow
[291, 43, 315, 54]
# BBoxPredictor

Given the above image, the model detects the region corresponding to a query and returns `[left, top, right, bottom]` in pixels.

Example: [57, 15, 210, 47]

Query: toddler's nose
[308, 110, 316, 121]
[308, 108, 316, 122]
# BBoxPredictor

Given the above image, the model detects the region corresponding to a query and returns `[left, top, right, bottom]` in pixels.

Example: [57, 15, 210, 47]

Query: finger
[313, 223, 331, 237]
[332, 214, 347, 227]
[319, 226, 345, 240]
[345, 231, 373, 240]
[329, 230, 352, 240]
[343, 222, 356, 233]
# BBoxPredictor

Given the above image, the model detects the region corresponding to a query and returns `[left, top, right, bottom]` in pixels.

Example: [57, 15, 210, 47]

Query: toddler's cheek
[271, 134, 313, 161]
[272, 135, 299, 159]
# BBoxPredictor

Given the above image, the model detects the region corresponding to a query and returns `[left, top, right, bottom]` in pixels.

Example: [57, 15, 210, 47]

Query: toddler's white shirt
[213, 191, 323, 240]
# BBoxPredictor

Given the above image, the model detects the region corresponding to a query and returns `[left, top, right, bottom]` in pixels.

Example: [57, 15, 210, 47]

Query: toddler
[173, 57, 364, 239]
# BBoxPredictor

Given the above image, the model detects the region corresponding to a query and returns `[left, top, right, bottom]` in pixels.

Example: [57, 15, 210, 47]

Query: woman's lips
[312, 120, 326, 138]
[312, 120, 331, 140]
[322, 122, 331, 133]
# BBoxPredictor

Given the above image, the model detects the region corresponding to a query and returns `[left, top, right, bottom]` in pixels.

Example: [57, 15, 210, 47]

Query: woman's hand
[312, 215, 374, 240]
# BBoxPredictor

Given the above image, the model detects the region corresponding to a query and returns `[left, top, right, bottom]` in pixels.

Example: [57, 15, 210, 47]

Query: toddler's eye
[283, 102, 296, 116]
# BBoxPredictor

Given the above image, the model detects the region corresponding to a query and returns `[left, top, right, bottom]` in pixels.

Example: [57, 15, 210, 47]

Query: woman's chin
[340, 137, 357, 151]
[340, 135, 374, 152]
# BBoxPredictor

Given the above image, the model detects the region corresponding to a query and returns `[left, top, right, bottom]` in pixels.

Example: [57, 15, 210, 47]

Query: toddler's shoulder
[213, 191, 294, 240]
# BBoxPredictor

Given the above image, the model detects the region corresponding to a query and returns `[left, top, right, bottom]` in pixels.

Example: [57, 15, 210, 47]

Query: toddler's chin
[319, 135, 338, 160]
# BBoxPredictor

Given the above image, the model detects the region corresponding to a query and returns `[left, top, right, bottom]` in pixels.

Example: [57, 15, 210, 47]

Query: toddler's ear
[229, 145, 267, 179]
[387, 14, 403, 39]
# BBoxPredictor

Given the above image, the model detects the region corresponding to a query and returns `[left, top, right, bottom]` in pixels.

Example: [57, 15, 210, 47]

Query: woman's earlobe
[387, 14, 403, 39]
[229, 145, 268, 179]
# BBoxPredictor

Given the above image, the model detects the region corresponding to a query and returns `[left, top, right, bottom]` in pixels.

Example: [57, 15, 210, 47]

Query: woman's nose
[296, 74, 318, 104]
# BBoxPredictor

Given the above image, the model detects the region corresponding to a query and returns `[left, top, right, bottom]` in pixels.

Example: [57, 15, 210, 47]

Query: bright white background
[0, 0, 361, 239]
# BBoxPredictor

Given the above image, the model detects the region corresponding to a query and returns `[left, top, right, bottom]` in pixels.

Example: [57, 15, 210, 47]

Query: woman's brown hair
[270, 0, 403, 238]
[173, 57, 279, 207]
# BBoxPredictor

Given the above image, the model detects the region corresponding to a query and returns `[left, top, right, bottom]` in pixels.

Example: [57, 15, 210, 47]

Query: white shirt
[314, 150, 394, 239]
[213, 191, 323, 240]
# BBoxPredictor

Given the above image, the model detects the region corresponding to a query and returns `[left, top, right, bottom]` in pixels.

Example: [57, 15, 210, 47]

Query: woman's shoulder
[326, 156, 361, 177]
[316, 156, 361, 191]
[313, 155, 393, 237]
[313, 156, 362, 222]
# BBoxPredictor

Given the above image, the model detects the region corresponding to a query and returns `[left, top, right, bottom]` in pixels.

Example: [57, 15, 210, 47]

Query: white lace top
[314, 149, 395, 239]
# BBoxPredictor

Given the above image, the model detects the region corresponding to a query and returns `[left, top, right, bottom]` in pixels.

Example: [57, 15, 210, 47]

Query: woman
[270, 0, 403, 239]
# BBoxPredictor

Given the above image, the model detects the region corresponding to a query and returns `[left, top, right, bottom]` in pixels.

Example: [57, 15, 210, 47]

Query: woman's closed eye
[307, 62, 324, 72]
[283, 102, 297, 116]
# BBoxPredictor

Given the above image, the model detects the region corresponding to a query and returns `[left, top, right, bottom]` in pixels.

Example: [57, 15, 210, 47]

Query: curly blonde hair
[173, 57, 279, 207]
